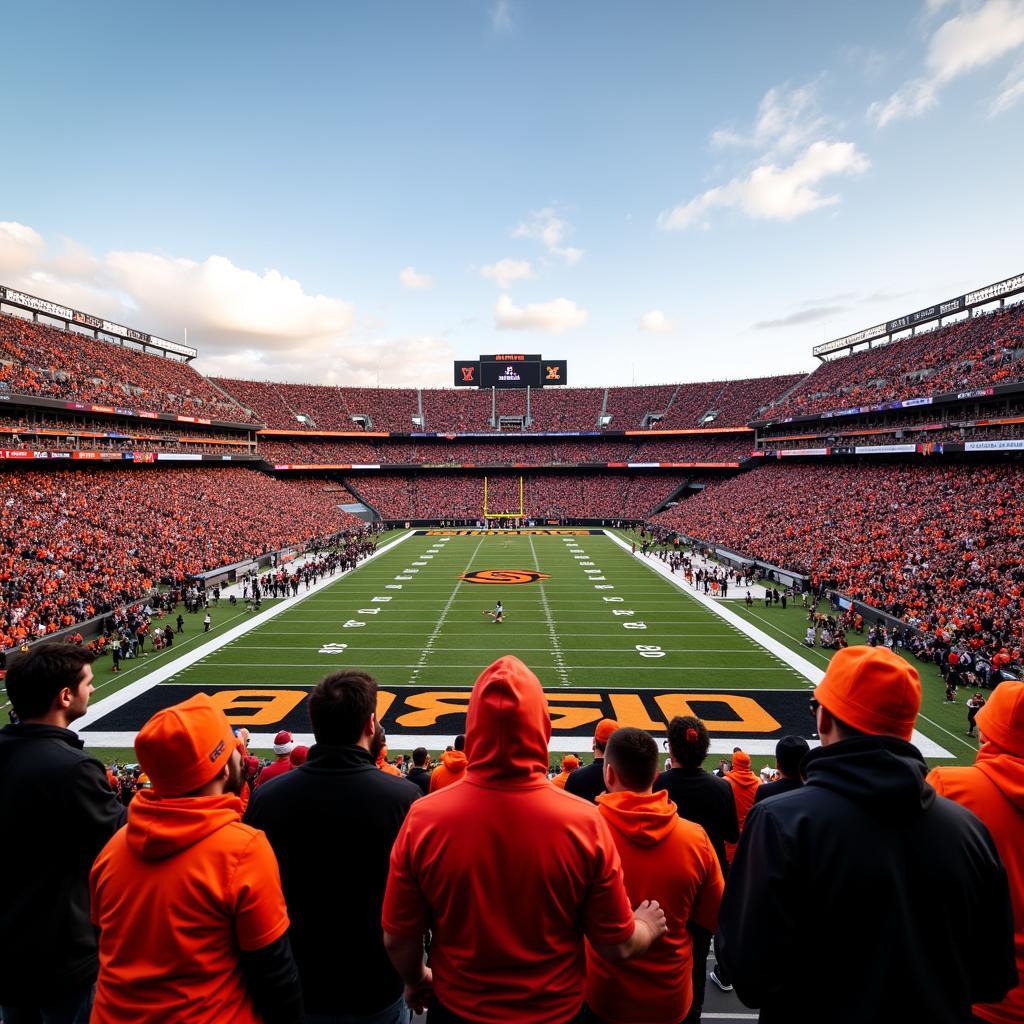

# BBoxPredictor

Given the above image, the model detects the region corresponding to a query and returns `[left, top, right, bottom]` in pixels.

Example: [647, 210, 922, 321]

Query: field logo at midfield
[459, 569, 551, 585]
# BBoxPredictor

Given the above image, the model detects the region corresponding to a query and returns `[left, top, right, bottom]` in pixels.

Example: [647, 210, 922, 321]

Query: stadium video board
[453, 354, 568, 388]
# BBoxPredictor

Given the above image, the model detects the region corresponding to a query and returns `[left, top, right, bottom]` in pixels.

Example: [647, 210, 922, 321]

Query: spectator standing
[0, 644, 126, 1024]
[585, 728, 724, 1024]
[654, 716, 738, 1024]
[89, 694, 301, 1024]
[254, 729, 296, 789]
[406, 746, 433, 795]
[429, 733, 468, 791]
[566, 719, 618, 802]
[203, 610, 212, 633]
[247, 670, 420, 1024]
[928, 680, 1024, 1024]
[753, 736, 809, 804]
[722, 749, 759, 864]
[552, 754, 581, 789]
[716, 646, 1017, 1024]
[382, 656, 666, 1023]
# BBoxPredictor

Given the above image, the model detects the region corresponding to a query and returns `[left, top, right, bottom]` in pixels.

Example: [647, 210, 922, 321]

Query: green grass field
[76, 529, 979, 770]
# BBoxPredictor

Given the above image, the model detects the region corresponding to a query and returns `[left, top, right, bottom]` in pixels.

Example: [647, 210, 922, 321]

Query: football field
[75, 529, 960, 763]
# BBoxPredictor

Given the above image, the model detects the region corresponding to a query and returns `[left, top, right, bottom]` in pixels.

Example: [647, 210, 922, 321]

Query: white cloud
[991, 63, 1024, 111]
[490, 0, 513, 32]
[0, 219, 457, 386]
[870, 0, 1024, 126]
[399, 265, 433, 290]
[658, 140, 870, 230]
[512, 207, 584, 264]
[639, 310, 673, 333]
[711, 82, 828, 155]
[480, 257, 533, 289]
[494, 293, 588, 333]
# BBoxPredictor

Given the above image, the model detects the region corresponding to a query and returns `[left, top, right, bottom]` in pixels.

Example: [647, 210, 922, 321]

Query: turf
[77, 529, 978, 770]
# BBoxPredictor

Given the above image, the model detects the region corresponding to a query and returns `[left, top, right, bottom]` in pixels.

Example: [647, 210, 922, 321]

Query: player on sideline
[483, 600, 504, 624]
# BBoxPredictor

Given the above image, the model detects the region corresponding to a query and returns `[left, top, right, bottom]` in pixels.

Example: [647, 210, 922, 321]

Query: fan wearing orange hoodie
[585, 728, 724, 1024]
[552, 754, 581, 789]
[429, 732, 468, 791]
[928, 680, 1024, 1024]
[89, 694, 302, 1024]
[723, 749, 760, 865]
[382, 655, 668, 1024]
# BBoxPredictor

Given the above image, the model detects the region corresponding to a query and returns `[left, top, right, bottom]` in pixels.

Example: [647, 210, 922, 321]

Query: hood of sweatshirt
[975, 741, 1024, 812]
[440, 749, 468, 775]
[597, 789, 678, 847]
[126, 790, 243, 861]
[803, 735, 934, 819]
[465, 655, 550, 784]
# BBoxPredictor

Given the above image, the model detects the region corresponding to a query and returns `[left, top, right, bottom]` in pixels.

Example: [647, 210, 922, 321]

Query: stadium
[2, 4, 1023, 1024]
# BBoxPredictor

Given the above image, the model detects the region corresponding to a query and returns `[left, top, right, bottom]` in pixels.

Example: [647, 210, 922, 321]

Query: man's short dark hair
[775, 735, 811, 776]
[666, 715, 710, 768]
[413, 746, 428, 767]
[454, 734, 465, 751]
[307, 670, 378, 745]
[5, 642, 96, 721]
[605, 728, 658, 791]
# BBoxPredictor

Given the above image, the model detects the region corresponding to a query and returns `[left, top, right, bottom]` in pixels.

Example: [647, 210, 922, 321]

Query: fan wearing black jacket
[565, 718, 619, 802]
[0, 643, 126, 1023]
[717, 647, 1017, 1024]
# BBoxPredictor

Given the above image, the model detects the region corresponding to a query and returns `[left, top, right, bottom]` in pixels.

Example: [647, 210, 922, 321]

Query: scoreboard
[454, 354, 568, 388]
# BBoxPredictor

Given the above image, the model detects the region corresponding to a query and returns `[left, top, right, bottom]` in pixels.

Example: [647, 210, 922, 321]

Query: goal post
[483, 476, 524, 518]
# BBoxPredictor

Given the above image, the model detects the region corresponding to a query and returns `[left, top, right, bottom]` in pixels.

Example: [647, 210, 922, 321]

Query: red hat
[289, 745, 309, 767]
[273, 730, 295, 756]
[562, 755, 580, 771]
[134, 693, 237, 797]
[815, 646, 921, 742]
[595, 719, 619, 748]
[976, 680, 1024, 756]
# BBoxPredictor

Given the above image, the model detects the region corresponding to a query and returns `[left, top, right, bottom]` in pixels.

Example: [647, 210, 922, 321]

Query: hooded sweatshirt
[929, 742, 1024, 1024]
[586, 790, 724, 1024]
[90, 791, 289, 1024]
[723, 750, 760, 864]
[717, 736, 1017, 1024]
[382, 655, 634, 1024]
[428, 747, 468, 790]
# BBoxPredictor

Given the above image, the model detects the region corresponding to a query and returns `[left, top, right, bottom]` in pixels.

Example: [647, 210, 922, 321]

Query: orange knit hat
[815, 646, 921, 742]
[134, 693, 237, 797]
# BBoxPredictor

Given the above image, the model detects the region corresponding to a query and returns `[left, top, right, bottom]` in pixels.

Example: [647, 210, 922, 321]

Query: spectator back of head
[308, 670, 378, 746]
[5, 642, 96, 721]
[666, 715, 710, 768]
[605, 727, 658, 791]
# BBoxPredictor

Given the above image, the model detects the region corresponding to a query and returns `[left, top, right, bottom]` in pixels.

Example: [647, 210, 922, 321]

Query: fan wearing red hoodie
[585, 728, 724, 1024]
[89, 694, 302, 1024]
[382, 655, 667, 1024]
[928, 680, 1024, 1024]
[723, 749, 760, 865]
[429, 733, 468, 791]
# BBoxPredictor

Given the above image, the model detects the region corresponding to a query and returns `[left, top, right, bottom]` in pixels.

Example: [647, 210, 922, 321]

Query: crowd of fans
[348, 472, 686, 520]
[0, 314, 255, 423]
[766, 305, 1024, 421]
[653, 461, 1024, 667]
[0, 467, 363, 650]
[259, 436, 752, 466]
[1, 646, 1019, 1024]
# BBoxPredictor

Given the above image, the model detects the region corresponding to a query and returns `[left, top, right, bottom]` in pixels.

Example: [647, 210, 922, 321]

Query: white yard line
[407, 538, 485, 685]
[73, 530, 416, 739]
[529, 534, 570, 686]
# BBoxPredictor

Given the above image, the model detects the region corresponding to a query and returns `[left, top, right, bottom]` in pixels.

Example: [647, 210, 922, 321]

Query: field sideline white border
[604, 531, 952, 759]
[76, 528, 952, 757]
[74, 530, 417, 744]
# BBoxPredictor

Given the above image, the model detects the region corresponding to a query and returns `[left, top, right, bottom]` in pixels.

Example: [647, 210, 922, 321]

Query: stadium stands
[349, 472, 685, 520]
[764, 306, 1024, 421]
[653, 461, 1024, 661]
[0, 313, 255, 422]
[0, 468, 362, 650]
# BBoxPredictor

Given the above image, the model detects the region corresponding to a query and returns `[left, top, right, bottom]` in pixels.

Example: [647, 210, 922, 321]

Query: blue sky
[1, 0, 1022, 386]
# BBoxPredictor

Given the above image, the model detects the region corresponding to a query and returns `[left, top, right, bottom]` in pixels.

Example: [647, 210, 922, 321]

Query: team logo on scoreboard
[459, 569, 551, 585]
[461, 366, 476, 383]
[546, 365, 562, 381]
